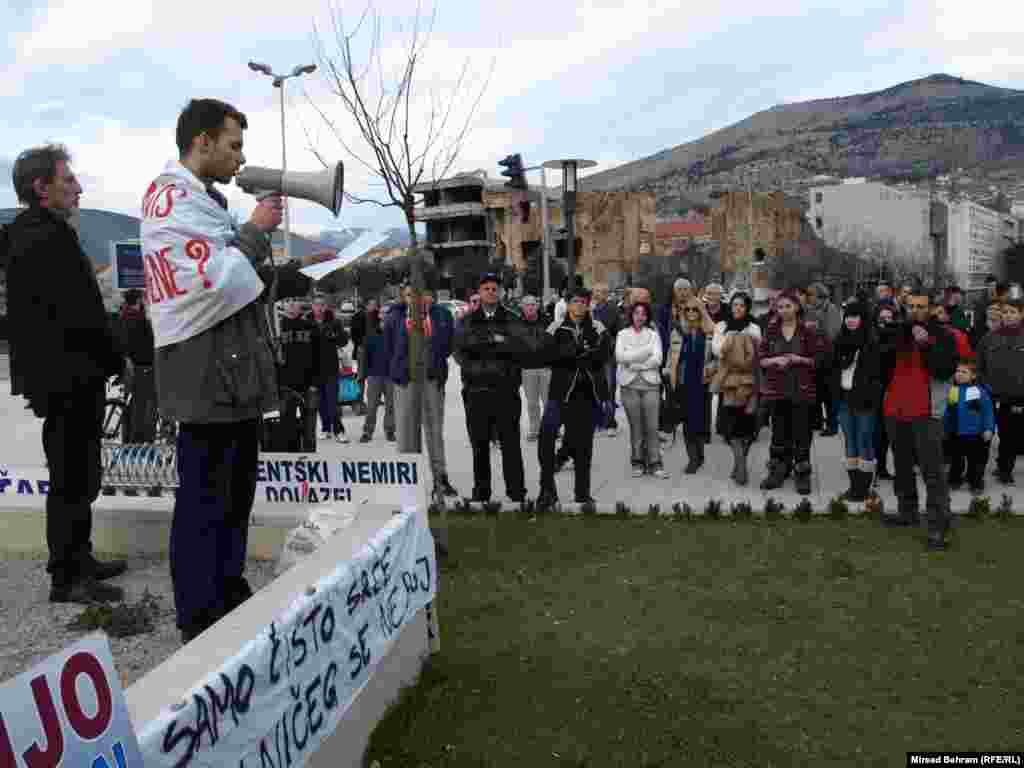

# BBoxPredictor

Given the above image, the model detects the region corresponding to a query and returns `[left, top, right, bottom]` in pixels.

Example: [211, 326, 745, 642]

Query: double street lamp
[247, 61, 317, 266]
[542, 158, 596, 292]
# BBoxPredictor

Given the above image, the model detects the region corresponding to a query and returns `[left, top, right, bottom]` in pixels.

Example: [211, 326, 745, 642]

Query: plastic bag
[275, 505, 357, 576]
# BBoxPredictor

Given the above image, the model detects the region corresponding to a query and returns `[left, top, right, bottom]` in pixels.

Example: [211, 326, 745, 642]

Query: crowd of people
[348, 271, 1018, 555]
[5, 98, 1020, 645]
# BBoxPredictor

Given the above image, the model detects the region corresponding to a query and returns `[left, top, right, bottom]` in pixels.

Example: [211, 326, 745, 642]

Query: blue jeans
[837, 399, 876, 462]
[319, 375, 342, 434]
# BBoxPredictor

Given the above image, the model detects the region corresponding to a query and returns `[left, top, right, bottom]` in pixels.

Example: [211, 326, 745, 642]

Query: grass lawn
[366, 514, 1024, 767]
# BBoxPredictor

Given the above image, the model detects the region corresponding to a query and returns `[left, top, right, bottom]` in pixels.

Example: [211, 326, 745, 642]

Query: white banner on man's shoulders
[135, 509, 436, 768]
[0, 632, 144, 768]
[298, 231, 390, 282]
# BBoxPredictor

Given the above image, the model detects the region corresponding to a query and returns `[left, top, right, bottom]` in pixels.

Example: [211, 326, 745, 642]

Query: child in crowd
[944, 359, 995, 494]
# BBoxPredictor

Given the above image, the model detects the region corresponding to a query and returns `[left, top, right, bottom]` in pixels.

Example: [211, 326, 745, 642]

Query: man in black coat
[6, 144, 128, 604]
[278, 299, 319, 451]
[453, 272, 539, 503]
[537, 288, 611, 508]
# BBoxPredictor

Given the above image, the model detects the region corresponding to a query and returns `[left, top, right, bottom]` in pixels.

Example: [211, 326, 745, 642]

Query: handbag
[339, 376, 362, 402]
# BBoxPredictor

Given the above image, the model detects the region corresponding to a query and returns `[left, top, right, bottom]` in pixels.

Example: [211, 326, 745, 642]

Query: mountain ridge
[582, 74, 1024, 211]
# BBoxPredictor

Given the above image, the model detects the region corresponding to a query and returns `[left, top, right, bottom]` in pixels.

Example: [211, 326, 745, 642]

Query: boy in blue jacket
[944, 359, 995, 494]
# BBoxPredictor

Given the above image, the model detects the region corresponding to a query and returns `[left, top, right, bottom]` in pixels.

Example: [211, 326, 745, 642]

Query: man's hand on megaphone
[250, 195, 284, 233]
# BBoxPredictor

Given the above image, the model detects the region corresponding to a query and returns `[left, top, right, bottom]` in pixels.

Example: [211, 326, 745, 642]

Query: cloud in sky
[2, 0, 1023, 237]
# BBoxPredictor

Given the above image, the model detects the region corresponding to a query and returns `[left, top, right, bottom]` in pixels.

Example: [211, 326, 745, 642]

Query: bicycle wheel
[103, 399, 126, 441]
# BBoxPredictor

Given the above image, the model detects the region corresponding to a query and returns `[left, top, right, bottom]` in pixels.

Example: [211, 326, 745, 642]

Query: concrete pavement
[0, 353, 1021, 517]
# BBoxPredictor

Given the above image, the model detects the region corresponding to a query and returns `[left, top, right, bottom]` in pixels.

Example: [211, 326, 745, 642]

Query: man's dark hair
[176, 99, 248, 157]
[123, 289, 143, 306]
[12, 144, 71, 205]
[996, 282, 1011, 295]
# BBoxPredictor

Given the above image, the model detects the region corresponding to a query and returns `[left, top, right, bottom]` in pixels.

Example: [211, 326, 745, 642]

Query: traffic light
[519, 199, 531, 222]
[499, 153, 527, 190]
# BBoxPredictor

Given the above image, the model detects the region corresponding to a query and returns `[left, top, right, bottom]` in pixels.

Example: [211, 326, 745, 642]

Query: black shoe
[50, 579, 124, 604]
[884, 511, 920, 527]
[438, 475, 459, 498]
[386, 432, 396, 442]
[821, 427, 839, 437]
[359, 434, 372, 444]
[85, 555, 127, 582]
[575, 495, 596, 505]
[506, 492, 527, 504]
[998, 471, 1015, 485]
[794, 473, 812, 495]
[470, 491, 491, 504]
[969, 482, 985, 495]
[536, 490, 558, 510]
[949, 479, 963, 491]
[877, 467, 893, 480]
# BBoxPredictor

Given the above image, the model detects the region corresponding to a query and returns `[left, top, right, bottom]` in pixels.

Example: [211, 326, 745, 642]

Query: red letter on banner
[60, 651, 113, 741]
[21, 675, 64, 768]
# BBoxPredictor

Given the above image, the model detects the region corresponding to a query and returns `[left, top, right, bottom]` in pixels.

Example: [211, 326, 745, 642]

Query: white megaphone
[235, 162, 344, 217]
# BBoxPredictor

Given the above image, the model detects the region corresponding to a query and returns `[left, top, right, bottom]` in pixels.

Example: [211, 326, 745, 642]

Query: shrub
[730, 500, 754, 521]
[704, 499, 723, 519]
[966, 495, 991, 520]
[794, 499, 814, 523]
[67, 590, 161, 638]
[763, 497, 786, 521]
[828, 496, 850, 521]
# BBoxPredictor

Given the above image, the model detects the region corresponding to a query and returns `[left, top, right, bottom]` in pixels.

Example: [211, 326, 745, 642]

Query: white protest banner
[136, 509, 436, 768]
[0, 451, 428, 514]
[0, 632, 144, 768]
[256, 452, 427, 513]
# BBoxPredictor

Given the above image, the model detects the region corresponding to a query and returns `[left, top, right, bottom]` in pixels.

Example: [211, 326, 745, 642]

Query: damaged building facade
[414, 173, 655, 298]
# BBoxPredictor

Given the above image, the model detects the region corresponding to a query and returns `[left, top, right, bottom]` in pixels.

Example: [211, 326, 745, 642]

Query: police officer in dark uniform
[278, 298, 319, 451]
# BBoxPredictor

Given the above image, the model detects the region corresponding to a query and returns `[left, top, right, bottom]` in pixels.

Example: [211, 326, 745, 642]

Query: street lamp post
[543, 159, 596, 288]
[247, 61, 317, 270]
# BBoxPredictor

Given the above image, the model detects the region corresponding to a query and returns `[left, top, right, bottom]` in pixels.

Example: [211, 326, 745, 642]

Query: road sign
[110, 240, 144, 291]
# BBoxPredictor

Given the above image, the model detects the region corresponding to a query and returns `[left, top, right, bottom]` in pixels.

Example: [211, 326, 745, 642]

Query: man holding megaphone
[142, 98, 320, 644]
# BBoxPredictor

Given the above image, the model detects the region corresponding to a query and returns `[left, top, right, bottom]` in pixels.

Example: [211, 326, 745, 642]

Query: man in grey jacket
[143, 99, 307, 644]
[805, 282, 841, 436]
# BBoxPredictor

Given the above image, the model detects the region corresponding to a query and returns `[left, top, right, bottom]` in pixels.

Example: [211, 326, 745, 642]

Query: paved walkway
[1, 354, 1021, 514]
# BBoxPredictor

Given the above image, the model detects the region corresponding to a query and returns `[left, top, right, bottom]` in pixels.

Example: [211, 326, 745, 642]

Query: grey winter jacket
[154, 223, 308, 424]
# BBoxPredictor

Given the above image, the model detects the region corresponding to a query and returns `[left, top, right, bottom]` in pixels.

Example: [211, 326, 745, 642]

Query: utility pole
[540, 167, 550, 303]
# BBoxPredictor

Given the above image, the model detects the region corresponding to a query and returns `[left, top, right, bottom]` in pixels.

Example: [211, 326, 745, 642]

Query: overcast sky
[2, 0, 1021, 238]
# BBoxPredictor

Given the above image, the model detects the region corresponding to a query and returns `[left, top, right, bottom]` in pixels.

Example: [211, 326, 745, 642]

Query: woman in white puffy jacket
[615, 300, 665, 478]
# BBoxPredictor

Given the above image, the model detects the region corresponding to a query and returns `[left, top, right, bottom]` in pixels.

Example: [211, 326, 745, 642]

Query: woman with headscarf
[668, 297, 715, 473]
[831, 301, 882, 501]
[874, 303, 900, 479]
[758, 290, 828, 495]
[710, 292, 762, 485]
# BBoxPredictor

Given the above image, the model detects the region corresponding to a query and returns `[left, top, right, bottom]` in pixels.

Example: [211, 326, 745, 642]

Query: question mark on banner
[185, 239, 212, 288]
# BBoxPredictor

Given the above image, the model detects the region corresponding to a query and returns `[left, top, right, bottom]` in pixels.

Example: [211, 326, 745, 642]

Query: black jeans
[768, 400, 813, 469]
[124, 365, 157, 443]
[42, 384, 105, 587]
[886, 417, 949, 530]
[539, 394, 596, 499]
[170, 418, 261, 633]
[995, 401, 1024, 475]
[464, 388, 525, 500]
[948, 434, 989, 487]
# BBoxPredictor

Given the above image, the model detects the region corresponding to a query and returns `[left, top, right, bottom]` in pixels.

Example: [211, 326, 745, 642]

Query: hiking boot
[50, 579, 124, 605]
[359, 434, 372, 444]
[760, 461, 788, 491]
[793, 461, 812, 496]
[842, 469, 868, 502]
[85, 555, 127, 582]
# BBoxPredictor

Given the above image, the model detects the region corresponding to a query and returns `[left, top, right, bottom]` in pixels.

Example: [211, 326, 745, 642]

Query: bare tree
[307, 1, 492, 252]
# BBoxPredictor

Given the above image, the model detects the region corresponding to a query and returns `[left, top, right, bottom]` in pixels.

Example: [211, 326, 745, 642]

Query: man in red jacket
[881, 291, 958, 550]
